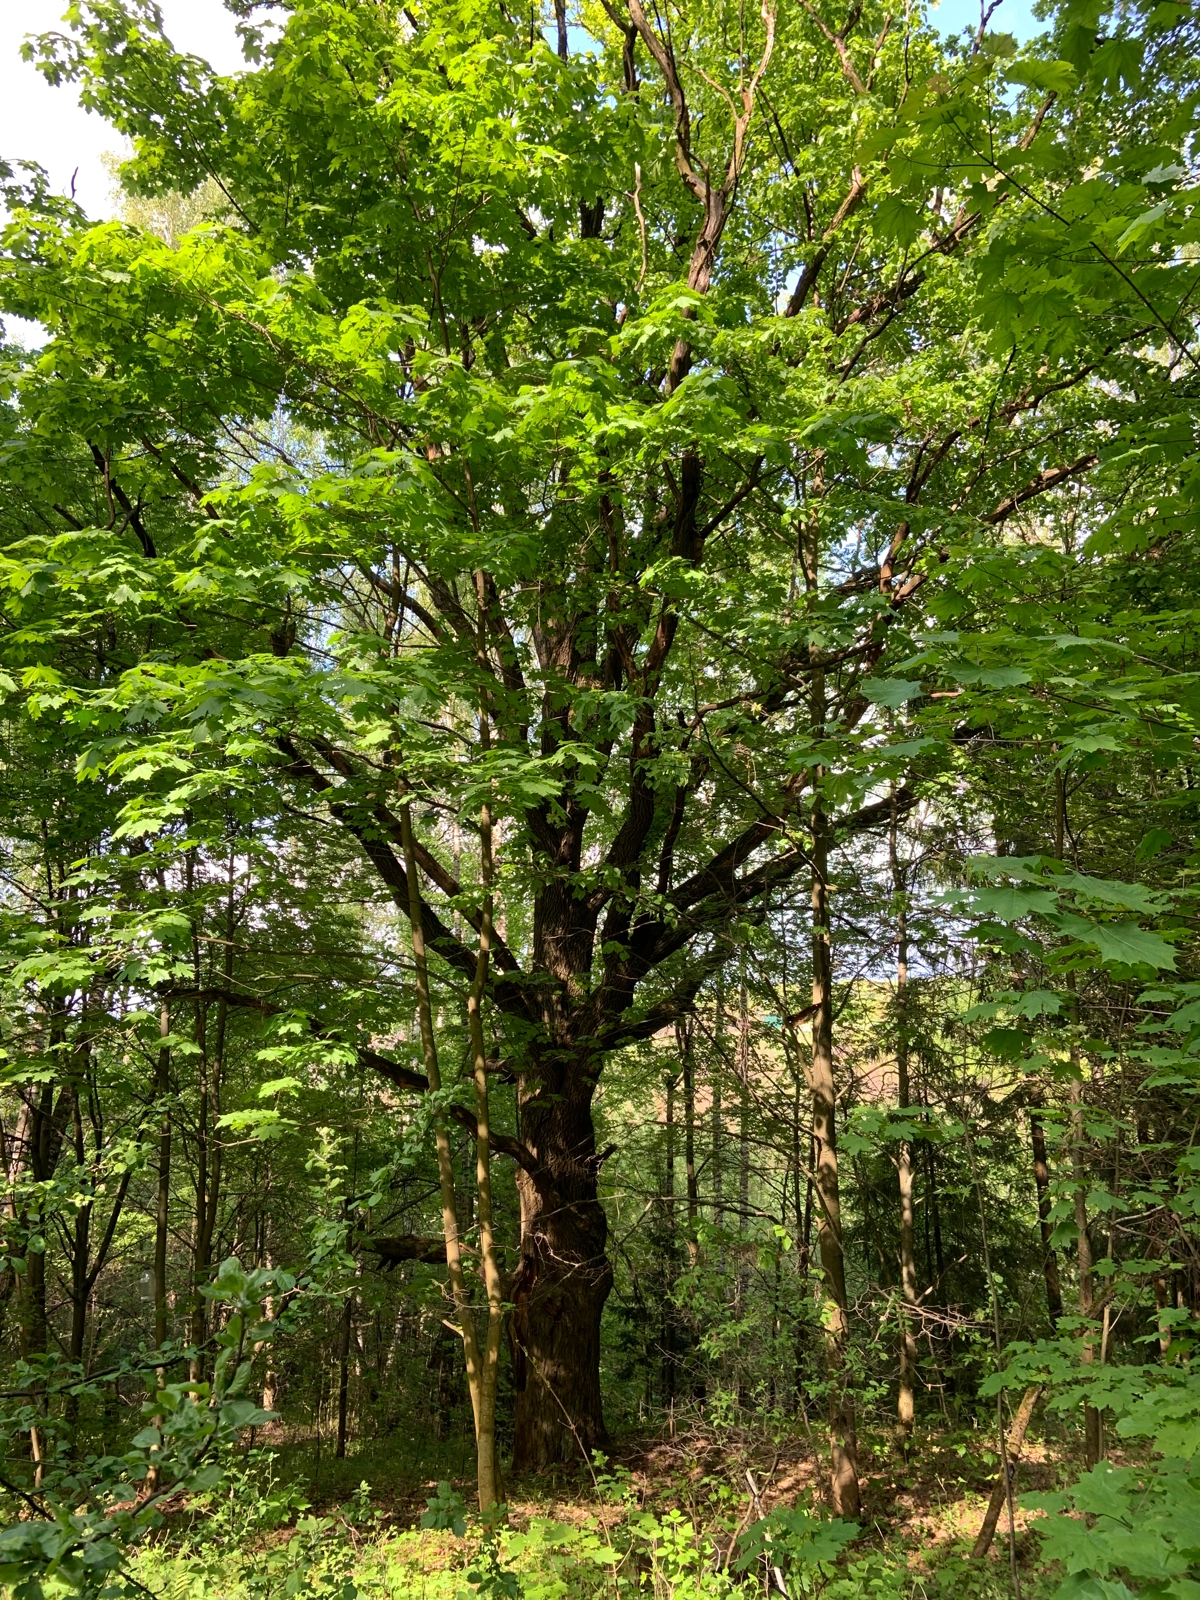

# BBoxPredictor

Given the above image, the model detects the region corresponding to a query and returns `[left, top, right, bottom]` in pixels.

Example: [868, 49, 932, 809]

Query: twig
[630, 163, 648, 292]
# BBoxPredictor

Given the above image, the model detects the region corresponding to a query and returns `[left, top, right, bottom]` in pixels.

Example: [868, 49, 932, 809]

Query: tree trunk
[191, 967, 226, 1375]
[335, 1292, 353, 1458]
[663, 1069, 676, 1404]
[808, 790, 860, 1518]
[1070, 1067, 1102, 1467]
[737, 974, 751, 1240]
[665, 1072, 676, 1213]
[191, 863, 233, 1381]
[146, 999, 172, 1494]
[679, 1018, 699, 1259]
[465, 756, 505, 1510]
[712, 971, 724, 1232]
[399, 802, 490, 1492]
[434, 1318, 458, 1439]
[972, 1385, 1041, 1559]
[1030, 1099, 1063, 1326]
[20, 1080, 58, 1364]
[1055, 769, 1100, 1465]
[510, 1072, 612, 1472]
[0, 1099, 33, 1342]
[891, 794, 920, 1438]
[736, 975, 751, 1409]
[65, 1089, 90, 1445]
[921, 1092, 946, 1288]
[154, 998, 172, 1355]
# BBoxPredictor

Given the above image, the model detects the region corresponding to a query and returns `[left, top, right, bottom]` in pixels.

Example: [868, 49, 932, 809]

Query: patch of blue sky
[930, 0, 1046, 44]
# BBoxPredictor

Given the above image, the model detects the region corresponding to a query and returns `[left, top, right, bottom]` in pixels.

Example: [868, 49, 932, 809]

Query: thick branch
[365, 1233, 448, 1266]
[982, 454, 1098, 525]
[358, 1045, 539, 1174]
[275, 738, 489, 993]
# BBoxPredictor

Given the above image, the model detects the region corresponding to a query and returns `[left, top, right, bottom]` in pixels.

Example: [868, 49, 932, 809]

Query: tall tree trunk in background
[737, 972, 750, 1248]
[22, 1043, 75, 1482]
[65, 1088, 90, 1444]
[1070, 1063, 1101, 1465]
[186, 845, 207, 1385]
[891, 795, 920, 1440]
[191, 934, 227, 1377]
[1057, 770, 1101, 1466]
[789, 1041, 814, 1407]
[145, 999, 173, 1494]
[712, 971, 724, 1232]
[1030, 1099, 1063, 1326]
[22, 1077, 60, 1366]
[921, 1084, 946, 1289]
[399, 800, 492, 1502]
[190, 853, 232, 1381]
[665, 1072, 677, 1213]
[465, 730, 506, 1511]
[190, 1006, 209, 1381]
[663, 1069, 676, 1404]
[335, 1290, 353, 1458]
[434, 1319, 457, 1438]
[736, 973, 751, 1410]
[154, 999, 172, 1357]
[679, 1018, 698, 1261]
[801, 490, 860, 1517]
[808, 783, 860, 1518]
[0, 1099, 33, 1340]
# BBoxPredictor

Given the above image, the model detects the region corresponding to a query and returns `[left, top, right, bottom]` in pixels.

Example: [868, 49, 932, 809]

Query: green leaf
[1003, 58, 1077, 94]
[1117, 201, 1171, 251]
[862, 678, 923, 707]
[953, 665, 1032, 688]
[1056, 913, 1178, 971]
[968, 885, 1060, 920]
[1136, 828, 1172, 861]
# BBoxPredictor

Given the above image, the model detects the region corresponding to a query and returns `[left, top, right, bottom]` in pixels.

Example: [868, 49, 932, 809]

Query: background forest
[0, 0, 1198, 1597]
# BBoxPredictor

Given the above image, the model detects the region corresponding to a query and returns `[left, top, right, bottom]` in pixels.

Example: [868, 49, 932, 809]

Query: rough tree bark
[510, 1080, 614, 1470]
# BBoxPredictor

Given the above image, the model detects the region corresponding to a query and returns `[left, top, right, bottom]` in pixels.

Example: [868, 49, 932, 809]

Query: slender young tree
[891, 798, 921, 1440]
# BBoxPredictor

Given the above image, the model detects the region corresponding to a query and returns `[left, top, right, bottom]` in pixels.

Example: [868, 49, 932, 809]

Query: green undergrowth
[123, 1453, 1036, 1600]
[13, 1359, 1200, 1600]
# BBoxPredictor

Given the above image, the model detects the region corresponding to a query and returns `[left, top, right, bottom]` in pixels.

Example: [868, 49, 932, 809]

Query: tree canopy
[1, 0, 1200, 1593]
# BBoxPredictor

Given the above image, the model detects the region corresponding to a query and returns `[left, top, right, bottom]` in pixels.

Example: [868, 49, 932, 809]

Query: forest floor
[135, 1418, 1088, 1600]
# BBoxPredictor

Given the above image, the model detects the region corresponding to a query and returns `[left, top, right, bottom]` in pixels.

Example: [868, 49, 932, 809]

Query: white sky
[0, 1, 246, 221]
[0, 0, 1039, 228]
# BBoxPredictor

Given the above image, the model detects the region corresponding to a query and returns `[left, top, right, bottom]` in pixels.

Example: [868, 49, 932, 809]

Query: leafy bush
[0, 1259, 284, 1600]
[734, 1504, 859, 1596]
[1022, 1368, 1200, 1600]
